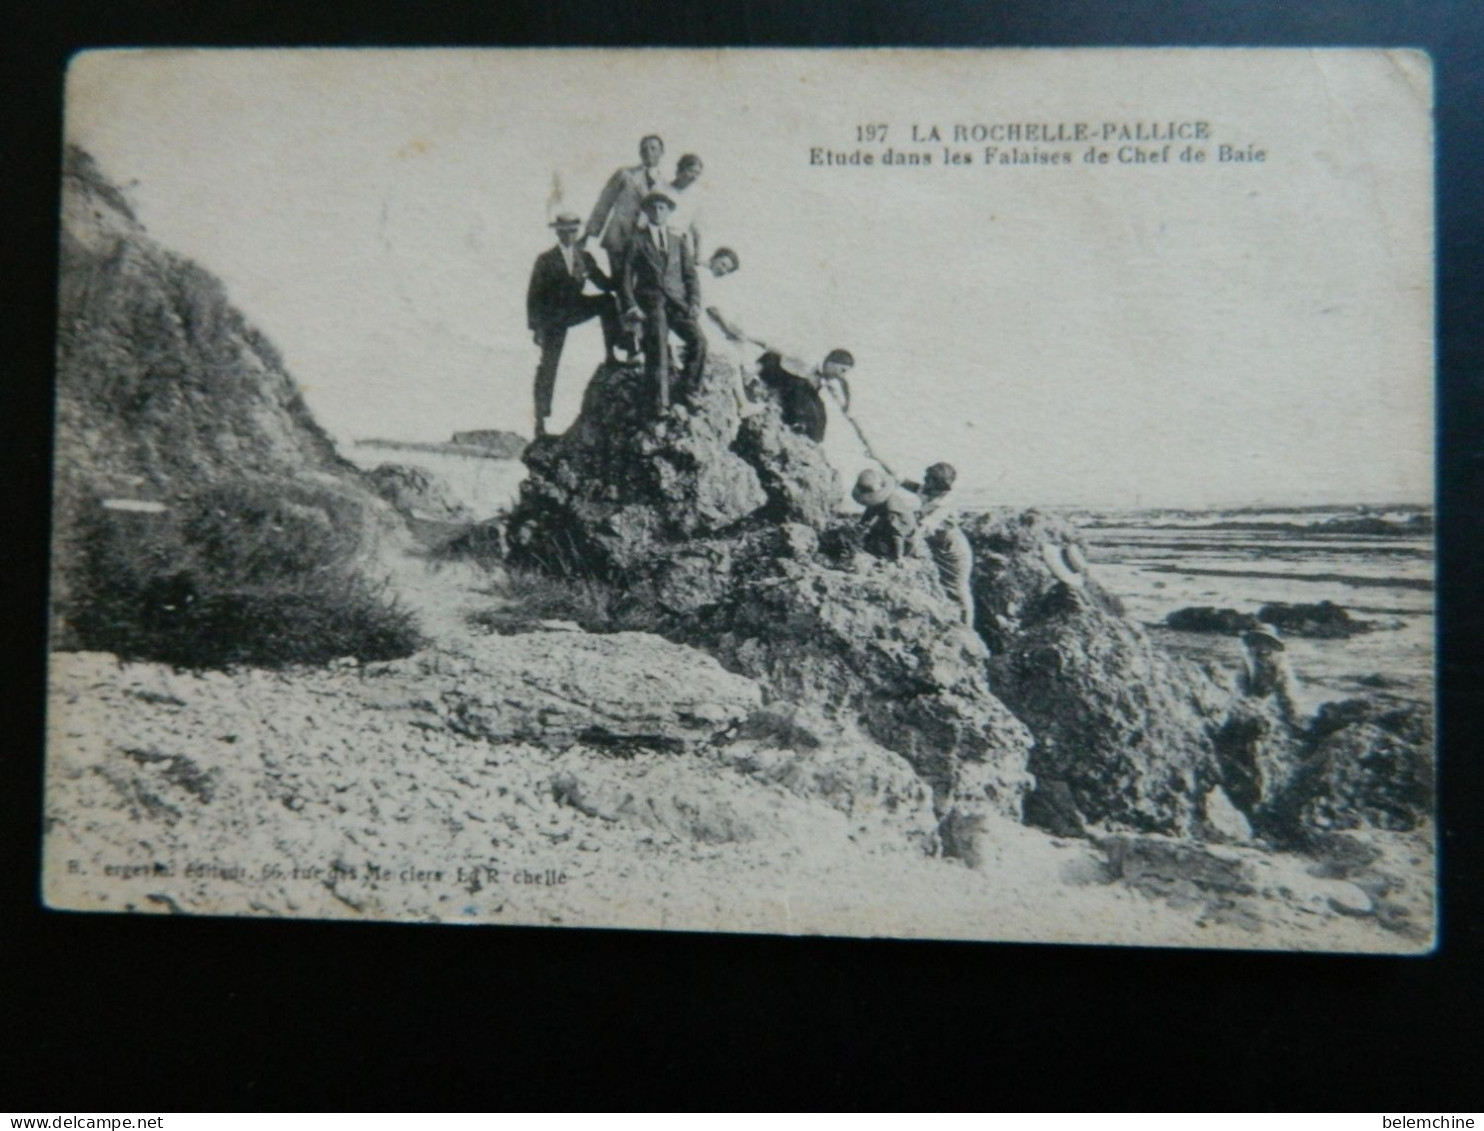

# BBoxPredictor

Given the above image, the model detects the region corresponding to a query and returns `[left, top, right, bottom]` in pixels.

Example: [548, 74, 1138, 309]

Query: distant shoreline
[354, 438, 523, 461]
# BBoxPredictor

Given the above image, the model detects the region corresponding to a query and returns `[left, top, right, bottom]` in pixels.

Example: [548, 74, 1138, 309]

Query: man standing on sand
[526, 212, 620, 438]
[621, 191, 707, 415]
[585, 134, 667, 276]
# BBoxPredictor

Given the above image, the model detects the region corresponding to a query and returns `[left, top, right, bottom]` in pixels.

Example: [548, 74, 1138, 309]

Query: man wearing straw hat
[526, 211, 620, 438]
[852, 468, 919, 563]
[1240, 625, 1300, 723]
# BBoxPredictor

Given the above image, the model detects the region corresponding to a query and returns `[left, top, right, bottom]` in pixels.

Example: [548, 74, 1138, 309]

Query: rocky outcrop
[1257, 600, 1378, 638]
[505, 354, 1028, 840]
[506, 355, 838, 577]
[366, 463, 473, 524]
[1165, 601, 1378, 638]
[449, 429, 528, 459]
[1165, 606, 1263, 634]
[695, 550, 1035, 820]
[500, 323, 1432, 854]
[1248, 699, 1433, 840]
[961, 510, 1231, 836]
[370, 631, 762, 752]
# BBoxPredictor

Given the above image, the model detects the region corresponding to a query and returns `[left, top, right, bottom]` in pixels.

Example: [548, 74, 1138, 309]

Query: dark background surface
[3, 1, 1481, 1110]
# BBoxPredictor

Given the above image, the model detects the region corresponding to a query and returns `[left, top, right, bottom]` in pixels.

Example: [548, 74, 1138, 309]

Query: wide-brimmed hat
[549, 212, 582, 229]
[640, 190, 676, 210]
[1242, 626, 1286, 652]
[852, 468, 896, 507]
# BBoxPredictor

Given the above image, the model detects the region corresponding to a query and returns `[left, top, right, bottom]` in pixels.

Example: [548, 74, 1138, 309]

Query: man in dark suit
[620, 191, 707, 414]
[526, 211, 620, 437]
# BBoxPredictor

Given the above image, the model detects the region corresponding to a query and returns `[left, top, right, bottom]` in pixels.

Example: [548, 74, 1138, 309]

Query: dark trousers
[637, 294, 707, 410]
[533, 295, 619, 421]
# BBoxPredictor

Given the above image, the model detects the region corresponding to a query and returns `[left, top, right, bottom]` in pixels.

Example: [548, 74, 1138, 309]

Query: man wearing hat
[620, 190, 707, 414]
[853, 468, 919, 562]
[586, 134, 667, 276]
[1240, 625, 1299, 722]
[526, 211, 620, 438]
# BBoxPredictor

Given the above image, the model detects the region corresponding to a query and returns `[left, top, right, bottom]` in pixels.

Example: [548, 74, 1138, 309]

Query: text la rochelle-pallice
[914, 121, 1213, 143]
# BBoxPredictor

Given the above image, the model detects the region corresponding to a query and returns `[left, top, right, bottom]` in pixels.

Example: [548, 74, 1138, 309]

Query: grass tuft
[61, 479, 423, 668]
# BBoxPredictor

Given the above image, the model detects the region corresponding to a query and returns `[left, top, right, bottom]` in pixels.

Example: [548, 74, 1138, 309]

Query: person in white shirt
[905, 462, 976, 630]
[666, 154, 705, 257]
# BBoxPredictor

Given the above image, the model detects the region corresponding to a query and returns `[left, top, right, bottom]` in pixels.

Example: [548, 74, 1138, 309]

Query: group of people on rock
[527, 134, 730, 435]
[526, 133, 856, 439]
[520, 138, 1310, 698]
[524, 133, 1072, 631]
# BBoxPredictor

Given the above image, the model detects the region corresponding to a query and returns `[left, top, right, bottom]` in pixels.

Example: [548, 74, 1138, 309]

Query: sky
[65, 49, 1434, 507]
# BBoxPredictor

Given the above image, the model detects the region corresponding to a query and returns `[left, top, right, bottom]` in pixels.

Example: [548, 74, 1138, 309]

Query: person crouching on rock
[620, 190, 707, 415]
[705, 307, 854, 443]
[757, 348, 854, 443]
[853, 468, 919, 562]
[905, 462, 976, 630]
[526, 211, 621, 438]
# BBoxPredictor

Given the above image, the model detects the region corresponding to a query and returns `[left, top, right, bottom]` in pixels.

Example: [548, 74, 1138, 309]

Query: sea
[347, 443, 1434, 716]
[1063, 503, 1435, 715]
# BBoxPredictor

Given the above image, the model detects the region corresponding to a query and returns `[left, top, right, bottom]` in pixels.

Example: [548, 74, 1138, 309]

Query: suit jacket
[586, 164, 664, 256]
[621, 228, 700, 314]
[526, 244, 611, 331]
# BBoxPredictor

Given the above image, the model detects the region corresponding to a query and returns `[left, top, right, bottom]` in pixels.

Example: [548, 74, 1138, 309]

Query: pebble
[1326, 882, 1374, 916]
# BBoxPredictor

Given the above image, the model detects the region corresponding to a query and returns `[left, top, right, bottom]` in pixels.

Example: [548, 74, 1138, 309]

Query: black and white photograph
[42, 48, 1435, 952]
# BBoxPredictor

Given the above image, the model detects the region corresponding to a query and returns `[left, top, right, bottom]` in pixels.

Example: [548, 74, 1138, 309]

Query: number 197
[856, 124, 888, 143]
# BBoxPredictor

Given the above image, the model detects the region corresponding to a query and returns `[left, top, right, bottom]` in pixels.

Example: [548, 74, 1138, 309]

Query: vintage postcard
[43, 49, 1435, 950]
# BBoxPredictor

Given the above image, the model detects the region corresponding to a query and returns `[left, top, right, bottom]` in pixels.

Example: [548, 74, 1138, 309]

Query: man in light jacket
[585, 134, 667, 276]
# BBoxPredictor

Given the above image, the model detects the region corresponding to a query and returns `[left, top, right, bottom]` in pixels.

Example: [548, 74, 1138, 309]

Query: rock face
[502, 331, 1433, 852]
[1257, 600, 1377, 639]
[696, 551, 1036, 820]
[963, 510, 1230, 836]
[366, 463, 474, 524]
[506, 354, 1029, 839]
[374, 632, 763, 752]
[506, 355, 838, 577]
[1165, 606, 1263, 635]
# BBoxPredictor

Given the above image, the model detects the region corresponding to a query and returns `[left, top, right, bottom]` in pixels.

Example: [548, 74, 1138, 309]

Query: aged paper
[44, 49, 1435, 950]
